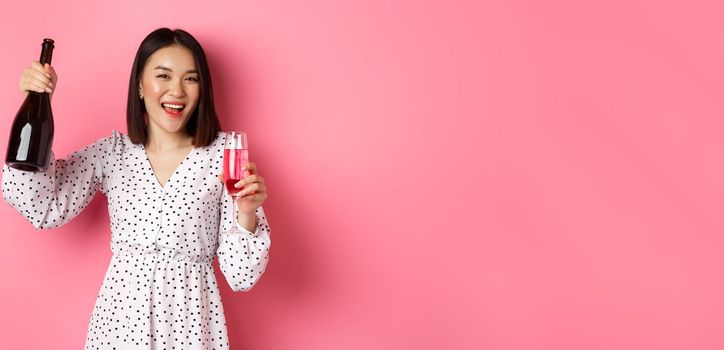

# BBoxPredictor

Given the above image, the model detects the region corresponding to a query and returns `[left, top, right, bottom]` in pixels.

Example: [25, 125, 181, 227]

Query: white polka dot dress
[1, 130, 271, 349]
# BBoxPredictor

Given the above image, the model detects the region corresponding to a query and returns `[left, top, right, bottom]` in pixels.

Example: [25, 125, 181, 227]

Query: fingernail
[235, 182, 243, 188]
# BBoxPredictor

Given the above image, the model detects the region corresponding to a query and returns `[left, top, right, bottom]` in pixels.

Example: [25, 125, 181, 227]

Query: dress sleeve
[1, 130, 119, 230]
[216, 190, 272, 292]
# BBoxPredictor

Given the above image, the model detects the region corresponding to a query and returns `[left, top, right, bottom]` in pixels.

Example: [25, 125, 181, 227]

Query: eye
[156, 74, 170, 79]
[185, 76, 199, 82]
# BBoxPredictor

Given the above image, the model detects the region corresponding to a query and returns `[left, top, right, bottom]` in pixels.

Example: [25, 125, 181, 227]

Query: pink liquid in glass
[223, 148, 249, 195]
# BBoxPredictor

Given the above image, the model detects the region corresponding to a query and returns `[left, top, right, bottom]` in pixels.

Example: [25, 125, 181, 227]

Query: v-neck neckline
[140, 143, 196, 190]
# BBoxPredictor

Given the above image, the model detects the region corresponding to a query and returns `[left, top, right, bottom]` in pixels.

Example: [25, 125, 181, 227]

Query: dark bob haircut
[127, 28, 220, 147]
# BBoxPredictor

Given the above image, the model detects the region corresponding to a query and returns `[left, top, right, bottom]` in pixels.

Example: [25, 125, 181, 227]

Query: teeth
[162, 103, 185, 110]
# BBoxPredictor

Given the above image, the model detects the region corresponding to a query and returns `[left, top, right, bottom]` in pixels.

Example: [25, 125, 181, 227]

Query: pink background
[1, 0, 724, 349]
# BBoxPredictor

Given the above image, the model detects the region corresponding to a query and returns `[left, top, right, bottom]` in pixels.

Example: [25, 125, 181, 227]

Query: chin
[147, 109, 194, 134]
[162, 123, 189, 134]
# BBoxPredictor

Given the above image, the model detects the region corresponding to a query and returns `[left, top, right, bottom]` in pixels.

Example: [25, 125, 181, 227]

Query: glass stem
[232, 196, 240, 230]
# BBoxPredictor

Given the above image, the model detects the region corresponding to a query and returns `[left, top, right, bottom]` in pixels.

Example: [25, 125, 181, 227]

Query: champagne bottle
[5, 38, 55, 172]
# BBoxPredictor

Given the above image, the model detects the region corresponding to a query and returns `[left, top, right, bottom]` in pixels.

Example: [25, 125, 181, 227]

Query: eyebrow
[153, 65, 198, 74]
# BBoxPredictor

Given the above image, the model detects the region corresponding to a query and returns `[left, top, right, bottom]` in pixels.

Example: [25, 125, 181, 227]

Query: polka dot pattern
[1, 130, 272, 349]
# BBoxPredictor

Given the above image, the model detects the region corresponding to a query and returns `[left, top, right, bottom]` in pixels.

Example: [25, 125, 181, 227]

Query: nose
[167, 78, 186, 98]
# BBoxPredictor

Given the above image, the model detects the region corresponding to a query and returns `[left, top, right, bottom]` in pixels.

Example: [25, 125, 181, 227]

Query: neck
[145, 125, 193, 152]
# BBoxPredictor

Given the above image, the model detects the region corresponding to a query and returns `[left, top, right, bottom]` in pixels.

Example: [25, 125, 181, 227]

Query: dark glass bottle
[5, 38, 55, 172]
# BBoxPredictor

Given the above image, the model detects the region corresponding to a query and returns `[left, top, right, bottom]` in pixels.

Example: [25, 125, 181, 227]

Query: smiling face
[138, 44, 200, 137]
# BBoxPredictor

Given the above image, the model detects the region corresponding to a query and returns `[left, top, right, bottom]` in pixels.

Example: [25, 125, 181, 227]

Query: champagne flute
[223, 131, 249, 231]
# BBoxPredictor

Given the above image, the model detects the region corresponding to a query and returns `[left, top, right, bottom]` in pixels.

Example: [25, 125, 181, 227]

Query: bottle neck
[39, 39, 54, 66]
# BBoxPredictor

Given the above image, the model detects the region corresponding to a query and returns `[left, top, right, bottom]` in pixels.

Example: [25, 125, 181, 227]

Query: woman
[2, 28, 271, 349]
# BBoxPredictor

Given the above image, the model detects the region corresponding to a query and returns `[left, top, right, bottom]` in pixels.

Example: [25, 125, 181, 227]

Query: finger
[36, 67, 52, 85]
[238, 182, 264, 197]
[31, 61, 52, 79]
[239, 193, 256, 201]
[47, 65, 57, 86]
[30, 61, 45, 72]
[27, 79, 50, 93]
[238, 184, 256, 197]
[243, 162, 257, 174]
[218, 174, 224, 182]
[21, 68, 51, 88]
[26, 68, 52, 87]
[30, 78, 52, 93]
[19, 75, 36, 93]
[239, 191, 268, 202]
[234, 174, 264, 188]
[250, 174, 265, 184]
[35, 78, 52, 93]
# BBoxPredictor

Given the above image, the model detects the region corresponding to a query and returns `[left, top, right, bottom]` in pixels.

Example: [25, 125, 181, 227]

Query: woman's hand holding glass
[218, 161, 267, 232]
[219, 131, 267, 232]
[227, 161, 267, 214]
